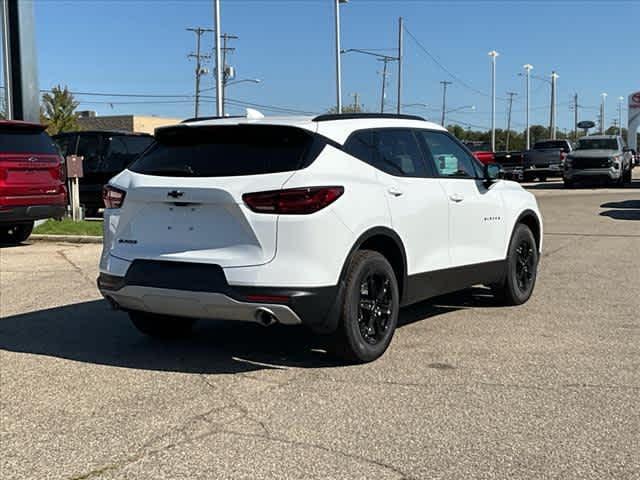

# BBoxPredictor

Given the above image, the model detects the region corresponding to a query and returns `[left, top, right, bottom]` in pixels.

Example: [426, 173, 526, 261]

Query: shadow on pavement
[525, 179, 640, 190]
[600, 199, 640, 221]
[0, 289, 494, 373]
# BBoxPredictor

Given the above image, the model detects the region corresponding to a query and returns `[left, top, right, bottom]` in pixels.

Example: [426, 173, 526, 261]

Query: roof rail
[180, 115, 244, 124]
[312, 113, 425, 122]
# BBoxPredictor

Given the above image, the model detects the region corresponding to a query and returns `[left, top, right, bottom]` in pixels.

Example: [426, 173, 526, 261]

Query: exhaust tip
[255, 308, 277, 327]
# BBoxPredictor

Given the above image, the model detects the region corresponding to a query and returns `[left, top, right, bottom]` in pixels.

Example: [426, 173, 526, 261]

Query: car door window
[76, 135, 102, 173]
[418, 130, 479, 179]
[53, 134, 76, 157]
[102, 136, 130, 173]
[344, 129, 427, 177]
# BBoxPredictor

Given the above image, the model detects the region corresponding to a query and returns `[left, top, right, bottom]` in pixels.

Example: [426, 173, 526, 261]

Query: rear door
[108, 124, 318, 268]
[0, 124, 65, 207]
[418, 130, 506, 267]
[345, 128, 451, 276]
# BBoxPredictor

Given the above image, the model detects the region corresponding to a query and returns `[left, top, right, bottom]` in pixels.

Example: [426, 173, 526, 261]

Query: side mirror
[484, 163, 502, 183]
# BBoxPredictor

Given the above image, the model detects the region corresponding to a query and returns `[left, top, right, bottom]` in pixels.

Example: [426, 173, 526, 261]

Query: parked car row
[465, 136, 635, 187]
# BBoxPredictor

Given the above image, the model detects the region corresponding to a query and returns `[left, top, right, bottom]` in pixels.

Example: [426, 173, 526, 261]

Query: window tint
[53, 134, 76, 157]
[534, 140, 570, 151]
[76, 135, 103, 172]
[129, 125, 315, 177]
[0, 128, 58, 154]
[418, 131, 479, 178]
[344, 128, 426, 177]
[575, 138, 619, 150]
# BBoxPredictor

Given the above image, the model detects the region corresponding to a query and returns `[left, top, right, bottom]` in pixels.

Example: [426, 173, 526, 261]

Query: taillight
[243, 186, 344, 214]
[103, 185, 126, 209]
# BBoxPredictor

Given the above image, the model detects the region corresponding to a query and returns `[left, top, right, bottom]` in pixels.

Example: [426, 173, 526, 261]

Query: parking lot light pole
[618, 96, 624, 137]
[334, 0, 348, 114]
[550, 71, 559, 139]
[600, 93, 607, 134]
[213, 0, 223, 116]
[523, 64, 533, 150]
[488, 51, 499, 151]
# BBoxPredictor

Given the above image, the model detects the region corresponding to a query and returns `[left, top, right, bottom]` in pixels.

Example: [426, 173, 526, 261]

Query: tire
[537, 175, 547, 182]
[329, 250, 400, 363]
[0, 222, 34, 244]
[623, 166, 632, 185]
[493, 224, 539, 306]
[563, 178, 574, 188]
[128, 310, 195, 338]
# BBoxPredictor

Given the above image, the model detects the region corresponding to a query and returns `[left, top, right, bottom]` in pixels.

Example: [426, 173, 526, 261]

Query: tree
[326, 103, 364, 114]
[41, 85, 79, 134]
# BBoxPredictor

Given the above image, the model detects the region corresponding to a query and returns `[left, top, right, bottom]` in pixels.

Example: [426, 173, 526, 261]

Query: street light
[523, 64, 533, 149]
[447, 105, 475, 114]
[618, 96, 624, 136]
[601, 92, 607, 134]
[341, 48, 398, 113]
[488, 50, 499, 151]
[201, 78, 261, 92]
[334, 0, 348, 114]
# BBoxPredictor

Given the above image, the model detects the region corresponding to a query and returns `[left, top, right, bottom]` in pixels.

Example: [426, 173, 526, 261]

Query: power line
[403, 25, 506, 101]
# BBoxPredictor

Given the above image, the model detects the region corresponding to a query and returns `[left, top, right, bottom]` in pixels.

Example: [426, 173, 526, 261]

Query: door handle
[387, 187, 404, 197]
[449, 193, 464, 203]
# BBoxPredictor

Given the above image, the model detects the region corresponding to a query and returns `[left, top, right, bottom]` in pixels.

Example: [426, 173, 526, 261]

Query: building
[76, 114, 181, 135]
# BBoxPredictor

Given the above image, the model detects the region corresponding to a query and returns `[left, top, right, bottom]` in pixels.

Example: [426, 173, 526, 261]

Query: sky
[3, 0, 639, 131]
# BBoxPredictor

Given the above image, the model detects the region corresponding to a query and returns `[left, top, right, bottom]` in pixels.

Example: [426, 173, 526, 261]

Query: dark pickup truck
[493, 139, 572, 182]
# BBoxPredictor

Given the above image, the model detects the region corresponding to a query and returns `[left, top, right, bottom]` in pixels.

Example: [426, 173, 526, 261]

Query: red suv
[0, 120, 67, 243]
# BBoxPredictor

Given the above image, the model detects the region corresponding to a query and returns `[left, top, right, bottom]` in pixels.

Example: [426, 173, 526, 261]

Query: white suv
[98, 113, 542, 362]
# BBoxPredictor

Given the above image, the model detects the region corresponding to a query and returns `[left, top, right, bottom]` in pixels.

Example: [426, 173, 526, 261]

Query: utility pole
[440, 80, 452, 126]
[523, 64, 533, 150]
[573, 93, 579, 141]
[550, 71, 559, 139]
[213, 0, 223, 116]
[350, 92, 360, 112]
[379, 57, 391, 113]
[505, 92, 517, 151]
[187, 27, 213, 118]
[220, 32, 238, 116]
[334, 0, 346, 114]
[488, 50, 499, 151]
[397, 16, 403, 114]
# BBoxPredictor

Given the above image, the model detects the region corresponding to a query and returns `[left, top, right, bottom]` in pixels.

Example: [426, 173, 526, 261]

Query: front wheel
[493, 224, 539, 306]
[329, 250, 400, 363]
[0, 222, 34, 244]
[128, 310, 195, 338]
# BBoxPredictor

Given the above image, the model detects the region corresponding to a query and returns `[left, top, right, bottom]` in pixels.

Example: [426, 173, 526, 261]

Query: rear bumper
[0, 204, 66, 224]
[97, 260, 342, 332]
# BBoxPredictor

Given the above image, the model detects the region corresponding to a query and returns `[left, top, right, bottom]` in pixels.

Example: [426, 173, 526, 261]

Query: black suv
[53, 131, 154, 216]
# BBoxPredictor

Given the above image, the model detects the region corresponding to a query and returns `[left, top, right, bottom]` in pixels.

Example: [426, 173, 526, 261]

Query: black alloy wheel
[358, 273, 394, 345]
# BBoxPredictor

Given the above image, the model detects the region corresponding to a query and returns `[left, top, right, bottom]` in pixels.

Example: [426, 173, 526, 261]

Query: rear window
[534, 140, 569, 150]
[0, 128, 58, 155]
[129, 125, 315, 177]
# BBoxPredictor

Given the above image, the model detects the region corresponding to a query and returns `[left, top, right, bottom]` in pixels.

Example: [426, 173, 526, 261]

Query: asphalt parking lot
[1, 177, 639, 480]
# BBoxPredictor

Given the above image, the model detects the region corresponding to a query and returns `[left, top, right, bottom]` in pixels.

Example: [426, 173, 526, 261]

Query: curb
[30, 234, 102, 244]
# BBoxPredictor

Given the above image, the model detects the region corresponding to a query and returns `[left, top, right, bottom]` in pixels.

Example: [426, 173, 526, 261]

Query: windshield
[575, 138, 618, 150]
[129, 125, 314, 177]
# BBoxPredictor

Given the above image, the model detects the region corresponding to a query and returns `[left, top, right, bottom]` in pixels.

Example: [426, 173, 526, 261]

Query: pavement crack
[56, 248, 95, 286]
[220, 429, 413, 479]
